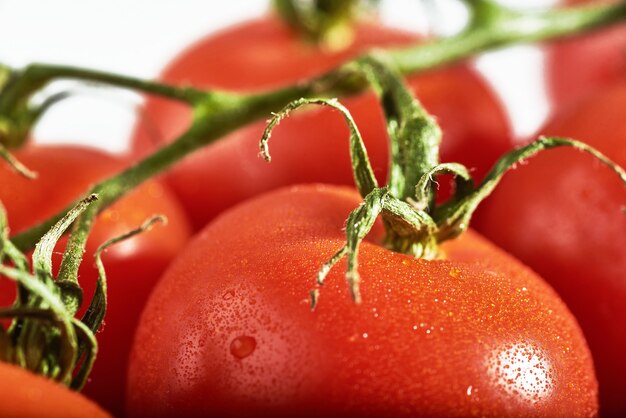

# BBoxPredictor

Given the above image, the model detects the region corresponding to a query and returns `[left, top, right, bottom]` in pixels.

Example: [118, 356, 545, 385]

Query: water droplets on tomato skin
[222, 289, 236, 300]
[230, 335, 257, 359]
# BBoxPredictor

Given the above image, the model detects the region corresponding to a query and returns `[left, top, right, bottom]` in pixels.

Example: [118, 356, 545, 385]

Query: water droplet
[362, 333, 369, 339]
[230, 335, 257, 359]
[222, 290, 235, 300]
[487, 341, 553, 403]
[466, 385, 473, 396]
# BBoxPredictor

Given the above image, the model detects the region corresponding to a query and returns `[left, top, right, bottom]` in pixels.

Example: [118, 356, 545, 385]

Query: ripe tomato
[473, 80, 626, 416]
[546, 0, 626, 109]
[0, 145, 192, 417]
[132, 16, 511, 229]
[0, 362, 110, 418]
[127, 185, 597, 417]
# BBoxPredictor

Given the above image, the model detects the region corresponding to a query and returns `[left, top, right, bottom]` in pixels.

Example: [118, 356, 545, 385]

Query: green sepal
[261, 97, 378, 197]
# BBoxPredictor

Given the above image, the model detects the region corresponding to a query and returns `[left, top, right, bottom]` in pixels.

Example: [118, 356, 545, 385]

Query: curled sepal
[70, 319, 98, 391]
[82, 214, 166, 334]
[32, 194, 97, 307]
[0, 265, 78, 385]
[0, 202, 30, 306]
[434, 136, 626, 242]
[0, 143, 36, 179]
[73, 214, 166, 389]
[260, 97, 378, 197]
[312, 187, 437, 308]
[413, 163, 474, 211]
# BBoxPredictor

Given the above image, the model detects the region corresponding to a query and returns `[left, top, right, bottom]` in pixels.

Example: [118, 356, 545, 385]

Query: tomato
[127, 185, 597, 417]
[132, 16, 511, 229]
[0, 362, 110, 418]
[473, 80, 626, 416]
[546, 0, 626, 109]
[0, 145, 192, 417]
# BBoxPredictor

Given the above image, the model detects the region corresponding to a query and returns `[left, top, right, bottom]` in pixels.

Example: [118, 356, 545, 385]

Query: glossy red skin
[128, 185, 597, 418]
[132, 16, 511, 230]
[0, 362, 111, 418]
[547, 0, 626, 109]
[474, 80, 626, 417]
[0, 145, 192, 417]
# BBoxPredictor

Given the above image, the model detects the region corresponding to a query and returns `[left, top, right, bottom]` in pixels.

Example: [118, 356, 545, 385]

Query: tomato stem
[263, 58, 626, 306]
[1, 1, 625, 154]
[390, 2, 626, 74]
[261, 97, 378, 197]
[274, 0, 364, 50]
[5, 1, 626, 256]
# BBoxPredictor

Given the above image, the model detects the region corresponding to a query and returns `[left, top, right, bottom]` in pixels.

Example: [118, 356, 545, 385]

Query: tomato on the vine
[546, 0, 626, 109]
[0, 362, 110, 418]
[474, 79, 626, 416]
[132, 16, 511, 229]
[127, 185, 597, 417]
[0, 145, 192, 417]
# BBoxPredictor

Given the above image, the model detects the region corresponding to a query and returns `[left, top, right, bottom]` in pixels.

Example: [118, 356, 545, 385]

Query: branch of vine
[5, 0, 626, 259]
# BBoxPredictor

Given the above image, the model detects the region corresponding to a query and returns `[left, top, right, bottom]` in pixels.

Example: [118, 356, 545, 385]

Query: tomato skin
[0, 361, 111, 418]
[0, 145, 192, 417]
[546, 0, 626, 109]
[127, 185, 597, 417]
[473, 80, 626, 416]
[132, 16, 511, 230]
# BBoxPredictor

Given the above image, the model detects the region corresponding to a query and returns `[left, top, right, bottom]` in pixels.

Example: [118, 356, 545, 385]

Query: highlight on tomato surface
[474, 78, 626, 417]
[125, 56, 622, 418]
[1, 2, 626, 417]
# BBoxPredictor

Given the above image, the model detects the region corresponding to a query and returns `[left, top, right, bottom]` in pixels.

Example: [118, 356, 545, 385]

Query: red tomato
[0, 362, 110, 418]
[0, 145, 192, 417]
[473, 80, 626, 416]
[546, 0, 626, 109]
[132, 16, 511, 229]
[127, 185, 597, 417]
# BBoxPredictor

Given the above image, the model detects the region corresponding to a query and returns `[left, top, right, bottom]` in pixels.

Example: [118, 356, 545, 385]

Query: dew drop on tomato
[230, 335, 257, 359]
[486, 342, 554, 404]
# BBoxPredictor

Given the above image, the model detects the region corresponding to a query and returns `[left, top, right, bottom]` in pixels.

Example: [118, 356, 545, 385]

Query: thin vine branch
[8, 0, 626, 259]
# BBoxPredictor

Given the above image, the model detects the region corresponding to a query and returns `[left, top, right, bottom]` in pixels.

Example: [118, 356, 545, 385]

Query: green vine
[0, 0, 626, 352]
[261, 56, 626, 307]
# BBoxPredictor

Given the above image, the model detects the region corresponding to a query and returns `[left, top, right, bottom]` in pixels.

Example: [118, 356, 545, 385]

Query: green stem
[391, 3, 626, 73]
[8, 0, 626, 262]
[0, 64, 205, 109]
[273, 0, 361, 48]
[3, 1, 624, 125]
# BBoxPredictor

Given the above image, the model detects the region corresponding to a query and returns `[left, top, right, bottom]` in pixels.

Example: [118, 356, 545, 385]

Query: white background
[0, 0, 559, 153]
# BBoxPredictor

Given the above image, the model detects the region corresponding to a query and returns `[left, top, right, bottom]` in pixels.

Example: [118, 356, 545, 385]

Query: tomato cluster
[1, 3, 625, 418]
